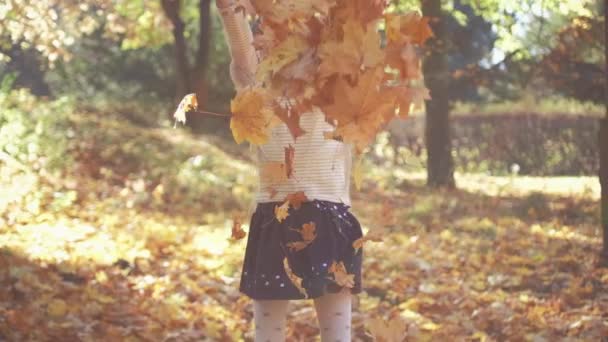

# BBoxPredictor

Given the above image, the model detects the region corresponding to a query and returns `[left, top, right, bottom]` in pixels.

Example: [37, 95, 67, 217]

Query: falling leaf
[285, 191, 308, 209]
[328, 260, 355, 288]
[272, 99, 307, 140]
[229, 88, 279, 145]
[319, 66, 398, 153]
[296, 222, 316, 242]
[274, 200, 290, 222]
[230, 213, 247, 240]
[283, 257, 308, 298]
[173, 93, 198, 126]
[385, 11, 434, 46]
[286, 240, 311, 252]
[284, 144, 295, 178]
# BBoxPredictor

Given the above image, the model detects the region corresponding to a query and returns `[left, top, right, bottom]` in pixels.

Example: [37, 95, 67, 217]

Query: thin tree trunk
[601, 115, 608, 265]
[192, 0, 211, 109]
[161, 0, 191, 103]
[421, 0, 455, 188]
[600, 0, 608, 266]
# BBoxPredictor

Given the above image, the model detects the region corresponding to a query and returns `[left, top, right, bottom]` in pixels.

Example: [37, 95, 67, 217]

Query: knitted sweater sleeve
[217, 2, 259, 90]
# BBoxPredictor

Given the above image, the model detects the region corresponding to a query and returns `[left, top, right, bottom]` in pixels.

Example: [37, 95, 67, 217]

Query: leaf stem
[191, 109, 231, 117]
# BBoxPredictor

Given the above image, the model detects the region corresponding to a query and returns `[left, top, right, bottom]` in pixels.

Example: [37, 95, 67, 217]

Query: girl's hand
[216, 0, 237, 9]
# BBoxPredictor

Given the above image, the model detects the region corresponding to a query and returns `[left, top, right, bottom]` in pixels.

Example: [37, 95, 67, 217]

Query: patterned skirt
[239, 199, 364, 300]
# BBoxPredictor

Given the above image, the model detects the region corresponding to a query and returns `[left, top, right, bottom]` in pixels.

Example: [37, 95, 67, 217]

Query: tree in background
[421, 0, 455, 187]
[535, 1, 606, 263]
[160, 0, 212, 107]
[0, 0, 221, 111]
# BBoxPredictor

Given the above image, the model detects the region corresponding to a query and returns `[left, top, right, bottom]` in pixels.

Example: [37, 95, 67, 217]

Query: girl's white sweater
[217, 3, 353, 206]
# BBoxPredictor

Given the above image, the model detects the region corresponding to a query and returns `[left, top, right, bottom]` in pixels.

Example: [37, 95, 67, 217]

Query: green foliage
[0, 87, 74, 172]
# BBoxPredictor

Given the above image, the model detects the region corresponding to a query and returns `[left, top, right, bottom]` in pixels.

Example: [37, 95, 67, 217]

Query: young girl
[216, 1, 364, 340]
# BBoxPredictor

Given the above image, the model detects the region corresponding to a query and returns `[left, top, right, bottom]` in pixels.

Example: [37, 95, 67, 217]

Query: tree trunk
[600, 0, 608, 266]
[601, 115, 608, 265]
[192, 0, 211, 109]
[421, 0, 455, 188]
[161, 0, 192, 103]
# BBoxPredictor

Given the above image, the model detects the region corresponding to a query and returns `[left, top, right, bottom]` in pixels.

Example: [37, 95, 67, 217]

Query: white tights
[253, 290, 352, 342]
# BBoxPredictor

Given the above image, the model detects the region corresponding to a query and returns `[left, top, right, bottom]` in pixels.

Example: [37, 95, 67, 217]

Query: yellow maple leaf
[274, 200, 290, 222]
[230, 88, 278, 145]
[255, 35, 309, 83]
[283, 257, 308, 298]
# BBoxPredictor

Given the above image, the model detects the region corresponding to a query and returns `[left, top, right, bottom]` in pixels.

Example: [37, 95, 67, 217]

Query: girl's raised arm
[216, 0, 259, 90]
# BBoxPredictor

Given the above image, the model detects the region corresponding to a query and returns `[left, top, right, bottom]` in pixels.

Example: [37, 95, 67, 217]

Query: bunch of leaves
[227, 0, 433, 155]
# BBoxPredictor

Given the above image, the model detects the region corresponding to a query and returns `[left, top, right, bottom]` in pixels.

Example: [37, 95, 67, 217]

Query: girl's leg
[313, 290, 352, 342]
[253, 299, 290, 342]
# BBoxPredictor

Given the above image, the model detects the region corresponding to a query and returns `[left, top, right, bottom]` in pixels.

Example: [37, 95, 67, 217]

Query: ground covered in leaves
[0, 113, 606, 341]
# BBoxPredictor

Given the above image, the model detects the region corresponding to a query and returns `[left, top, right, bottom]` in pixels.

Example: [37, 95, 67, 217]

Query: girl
[216, 1, 364, 340]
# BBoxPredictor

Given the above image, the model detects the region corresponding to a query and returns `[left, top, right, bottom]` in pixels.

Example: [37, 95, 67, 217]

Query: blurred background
[0, 0, 606, 341]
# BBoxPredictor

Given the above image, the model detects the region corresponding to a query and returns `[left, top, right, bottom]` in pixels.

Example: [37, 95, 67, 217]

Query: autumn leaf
[229, 213, 247, 240]
[230, 88, 279, 145]
[274, 200, 290, 222]
[385, 11, 434, 46]
[367, 316, 408, 342]
[47, 298, 68, 318]
[272, 99, 307, 140]
[285, 191, 308, 209]
[385, 84, 431, 118]
[385, 41, 422, 80]
[173, 93, 198, 126]
[284, 144, 295, 178]
[286, 240, 311, 252]
[328, 260, 355, 288]
[290, 222, 316, 242]
[255, 35, 309, 83]
[283, 257, 308, 298]
[320, 66, 398, 153]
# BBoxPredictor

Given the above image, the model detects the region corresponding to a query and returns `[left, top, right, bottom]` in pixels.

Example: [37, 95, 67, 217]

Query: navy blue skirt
[239, 199, 364, 300]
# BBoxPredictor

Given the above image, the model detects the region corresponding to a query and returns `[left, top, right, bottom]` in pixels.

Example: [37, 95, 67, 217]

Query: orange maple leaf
[320, 66, 398, 153]
[290, 222, 317, 242]
[229, 213, 247, 240]
[328, 260, 355, 288]
[285, 191, 308, 209]
[385, 11, 434, 46]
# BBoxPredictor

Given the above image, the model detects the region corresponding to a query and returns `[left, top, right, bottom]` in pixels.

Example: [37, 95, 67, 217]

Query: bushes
[381, 113, 600, 176]
[0, 87, 74, 173]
